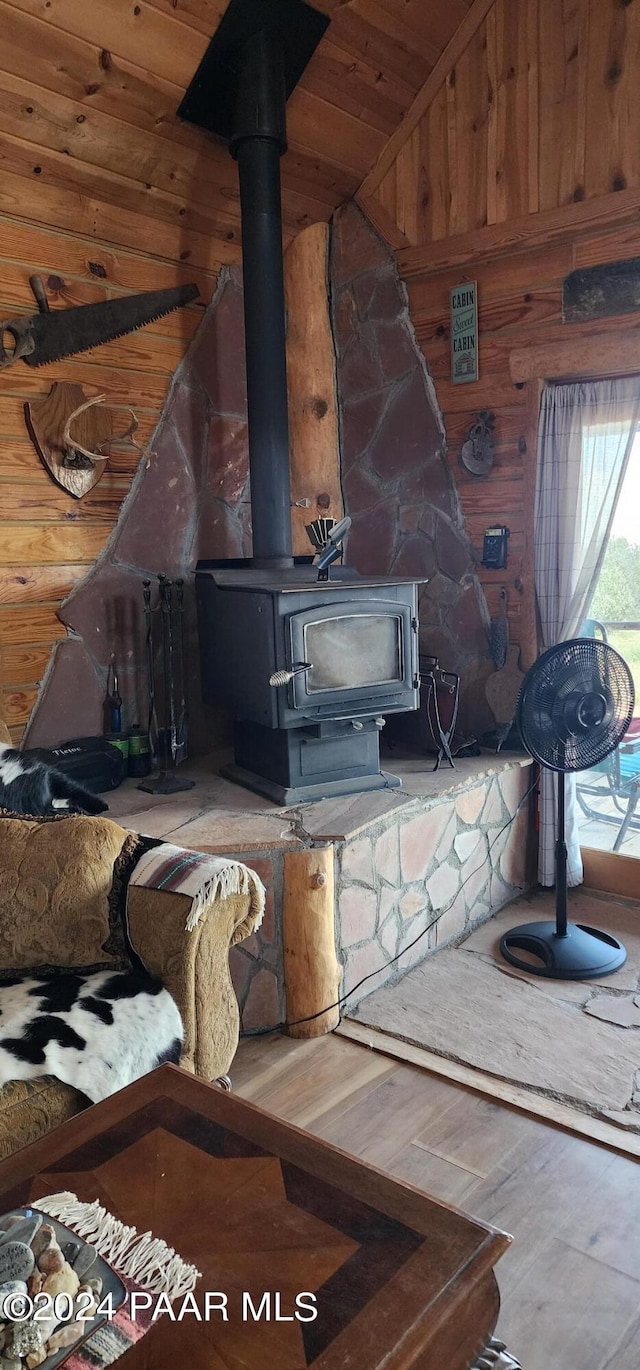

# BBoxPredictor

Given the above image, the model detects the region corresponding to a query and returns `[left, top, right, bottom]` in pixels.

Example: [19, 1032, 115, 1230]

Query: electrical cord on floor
[239, 774, 538, 1038]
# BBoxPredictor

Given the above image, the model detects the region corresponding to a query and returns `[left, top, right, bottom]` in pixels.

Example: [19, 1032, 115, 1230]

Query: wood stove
[181, 0, 423, 802]
[197, 562, 420, 802]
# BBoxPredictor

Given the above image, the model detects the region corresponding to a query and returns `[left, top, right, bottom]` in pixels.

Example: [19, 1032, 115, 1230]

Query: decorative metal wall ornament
[459, 409, 495, 476]
[450, 279, 478, 383]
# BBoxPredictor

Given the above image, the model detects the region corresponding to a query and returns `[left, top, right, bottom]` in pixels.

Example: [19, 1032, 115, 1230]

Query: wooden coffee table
[0, 1065, 512, 1368]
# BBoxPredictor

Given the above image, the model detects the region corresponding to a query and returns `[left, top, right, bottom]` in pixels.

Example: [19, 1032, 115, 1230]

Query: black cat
[0, 743, 108, 818]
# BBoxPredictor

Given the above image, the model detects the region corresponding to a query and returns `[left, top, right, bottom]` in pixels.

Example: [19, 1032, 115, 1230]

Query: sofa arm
[126, 881, 261, 1081]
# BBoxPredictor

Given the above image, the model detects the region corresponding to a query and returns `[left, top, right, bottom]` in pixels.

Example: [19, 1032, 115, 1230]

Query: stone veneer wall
[227, 852, 285, 1033]
[228, 759, 534, 1029]
[336, 761, 533, 1006]
[330, 202, 494, 737]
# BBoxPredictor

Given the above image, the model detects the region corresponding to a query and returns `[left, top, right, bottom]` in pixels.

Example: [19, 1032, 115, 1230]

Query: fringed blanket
[128, 842, 265, 935]
[0, 1192, 200, 1368]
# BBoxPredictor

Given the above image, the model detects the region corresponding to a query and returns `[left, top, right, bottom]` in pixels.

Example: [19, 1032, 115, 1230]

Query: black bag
[30, 736, 127, 793]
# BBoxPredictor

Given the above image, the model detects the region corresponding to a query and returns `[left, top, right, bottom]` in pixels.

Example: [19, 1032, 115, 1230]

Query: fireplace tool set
[419, 657, 460, 770]
[138, 575, 195, 795]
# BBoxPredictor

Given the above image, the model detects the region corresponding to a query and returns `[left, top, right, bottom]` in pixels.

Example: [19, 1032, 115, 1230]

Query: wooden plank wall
[358, 0, 640, 669]
[364, 0, 640, 246]
[0, 4, 246, 742]
[0, 0, 484, 742]
[0, 226, 221, 743]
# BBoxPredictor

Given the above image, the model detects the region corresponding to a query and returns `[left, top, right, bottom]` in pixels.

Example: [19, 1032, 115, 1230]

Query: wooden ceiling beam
[396, 184, 640, 279]
[358, 0, 498, 200]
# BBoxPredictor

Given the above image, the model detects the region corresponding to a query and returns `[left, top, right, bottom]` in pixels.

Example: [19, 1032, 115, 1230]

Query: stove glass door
[304, 613, 401, 692]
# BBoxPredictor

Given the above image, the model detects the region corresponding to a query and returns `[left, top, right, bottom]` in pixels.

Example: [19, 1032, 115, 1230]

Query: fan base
[500, 920, 627, 979]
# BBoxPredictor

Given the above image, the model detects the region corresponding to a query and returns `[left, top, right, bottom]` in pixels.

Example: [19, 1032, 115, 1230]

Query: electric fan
[500, 638, 635, 979]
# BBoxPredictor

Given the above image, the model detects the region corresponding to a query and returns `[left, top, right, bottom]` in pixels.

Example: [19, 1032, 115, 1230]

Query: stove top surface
[196, 561, 427, 593]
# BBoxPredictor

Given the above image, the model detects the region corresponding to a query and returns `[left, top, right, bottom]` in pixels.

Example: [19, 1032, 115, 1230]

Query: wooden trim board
[509, 326, 640, 383]
[396, 185, 640, 278]
[355, 195, 413, 251]
[337, 1019, 640, 1159]
[582, 848, 640, 901]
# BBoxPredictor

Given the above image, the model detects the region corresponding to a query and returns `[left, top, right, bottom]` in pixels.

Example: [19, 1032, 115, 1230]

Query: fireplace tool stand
[138, 575, 195, 795]
[419, 655, 460, 770]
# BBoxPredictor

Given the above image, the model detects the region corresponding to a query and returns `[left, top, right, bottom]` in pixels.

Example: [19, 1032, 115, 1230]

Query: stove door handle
[269, 662, 313, 687]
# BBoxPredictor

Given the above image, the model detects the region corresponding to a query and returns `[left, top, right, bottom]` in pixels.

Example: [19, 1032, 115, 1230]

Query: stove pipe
[178, 0, 329, 571]
[230, 30, 292, 569]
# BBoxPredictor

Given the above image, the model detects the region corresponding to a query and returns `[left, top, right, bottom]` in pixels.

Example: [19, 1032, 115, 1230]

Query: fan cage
[517, 638, 635, 772]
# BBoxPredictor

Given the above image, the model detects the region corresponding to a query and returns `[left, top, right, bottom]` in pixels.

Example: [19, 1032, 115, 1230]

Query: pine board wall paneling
[0, 215, 218, 738]
[397, 213, 640, 671]
[0, 0, 491, 740]
[358, 0, 640, 672]
[368, 0, 640, 246]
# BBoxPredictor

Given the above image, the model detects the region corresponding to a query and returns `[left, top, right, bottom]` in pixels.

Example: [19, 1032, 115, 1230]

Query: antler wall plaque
[25, 382, 113, 497]
[25, 382, 144, 498]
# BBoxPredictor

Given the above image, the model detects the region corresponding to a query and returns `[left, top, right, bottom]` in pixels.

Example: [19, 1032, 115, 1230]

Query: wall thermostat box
[482, 526, 510, 569]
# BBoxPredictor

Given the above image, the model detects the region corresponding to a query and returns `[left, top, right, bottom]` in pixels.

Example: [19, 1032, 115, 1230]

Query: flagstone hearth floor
[347, 888, 640, 1151]
[106, 747, 531, 850]
[108, 747, 534, 1034]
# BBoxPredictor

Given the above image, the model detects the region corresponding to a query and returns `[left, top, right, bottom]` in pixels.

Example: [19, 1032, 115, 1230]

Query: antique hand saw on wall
[0, 276, 199, 367]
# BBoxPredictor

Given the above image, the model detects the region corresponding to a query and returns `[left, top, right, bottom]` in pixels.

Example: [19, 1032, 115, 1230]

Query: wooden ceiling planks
[0, 0, 476, 266]
[364, 0, 640, 252]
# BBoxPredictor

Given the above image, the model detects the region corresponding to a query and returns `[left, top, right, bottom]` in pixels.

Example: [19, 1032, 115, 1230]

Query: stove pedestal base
[221, 762, 401, 806]
[227, 717, 402, 805]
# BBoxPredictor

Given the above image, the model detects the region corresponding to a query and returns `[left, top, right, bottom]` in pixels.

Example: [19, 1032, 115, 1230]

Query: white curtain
[534, 377, 640, 885]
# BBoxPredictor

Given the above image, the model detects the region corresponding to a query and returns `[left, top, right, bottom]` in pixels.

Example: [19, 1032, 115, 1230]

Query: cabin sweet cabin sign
[450, 282, 478, 384]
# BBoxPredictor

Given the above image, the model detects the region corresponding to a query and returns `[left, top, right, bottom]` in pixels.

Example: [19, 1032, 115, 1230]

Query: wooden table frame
[0, 1066, 514, 1369]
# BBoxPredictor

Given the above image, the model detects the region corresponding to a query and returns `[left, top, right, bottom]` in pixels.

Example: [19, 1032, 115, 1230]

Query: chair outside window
[577, 620, 640, 851]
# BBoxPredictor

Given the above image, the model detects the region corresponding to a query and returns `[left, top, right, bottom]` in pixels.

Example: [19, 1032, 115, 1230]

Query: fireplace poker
[106, 655, 122, 735]
[159, 575, 175, 769]
[142, 579, 157, 764]
[174, 577, 188, 764]
[138, 574, 195, 795]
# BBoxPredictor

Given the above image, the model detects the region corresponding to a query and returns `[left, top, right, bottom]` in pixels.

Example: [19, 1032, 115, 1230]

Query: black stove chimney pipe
[230, 30, 293, 569]
[178, 0, 329, 568]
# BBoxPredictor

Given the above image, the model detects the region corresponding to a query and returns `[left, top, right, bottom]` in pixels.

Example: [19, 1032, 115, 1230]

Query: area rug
[345, 890, 640, 1153]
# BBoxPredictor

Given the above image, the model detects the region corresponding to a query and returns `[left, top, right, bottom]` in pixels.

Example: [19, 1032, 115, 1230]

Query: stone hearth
[107, 751, 534, 1031]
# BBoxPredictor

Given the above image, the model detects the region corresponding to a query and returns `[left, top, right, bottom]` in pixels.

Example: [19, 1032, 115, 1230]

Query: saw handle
[0, 317, 36, 367]
[29, 275, 50, 313]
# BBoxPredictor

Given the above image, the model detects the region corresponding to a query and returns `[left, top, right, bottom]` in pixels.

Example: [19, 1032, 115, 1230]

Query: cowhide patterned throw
[0, 969, 182, 1103]
[0, 741, 107, 818]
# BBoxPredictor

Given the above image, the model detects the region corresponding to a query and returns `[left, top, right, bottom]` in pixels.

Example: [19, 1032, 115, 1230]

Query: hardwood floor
[233, 1032, 640, 1370]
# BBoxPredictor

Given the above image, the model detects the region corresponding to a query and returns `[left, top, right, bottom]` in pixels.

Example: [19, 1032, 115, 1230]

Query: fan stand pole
[555, 770, 568, 939]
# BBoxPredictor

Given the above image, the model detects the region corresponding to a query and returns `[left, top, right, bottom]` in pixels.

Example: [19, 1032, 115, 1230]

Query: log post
[282, 845, 341, 1037]
[284, 221, 343, 556]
